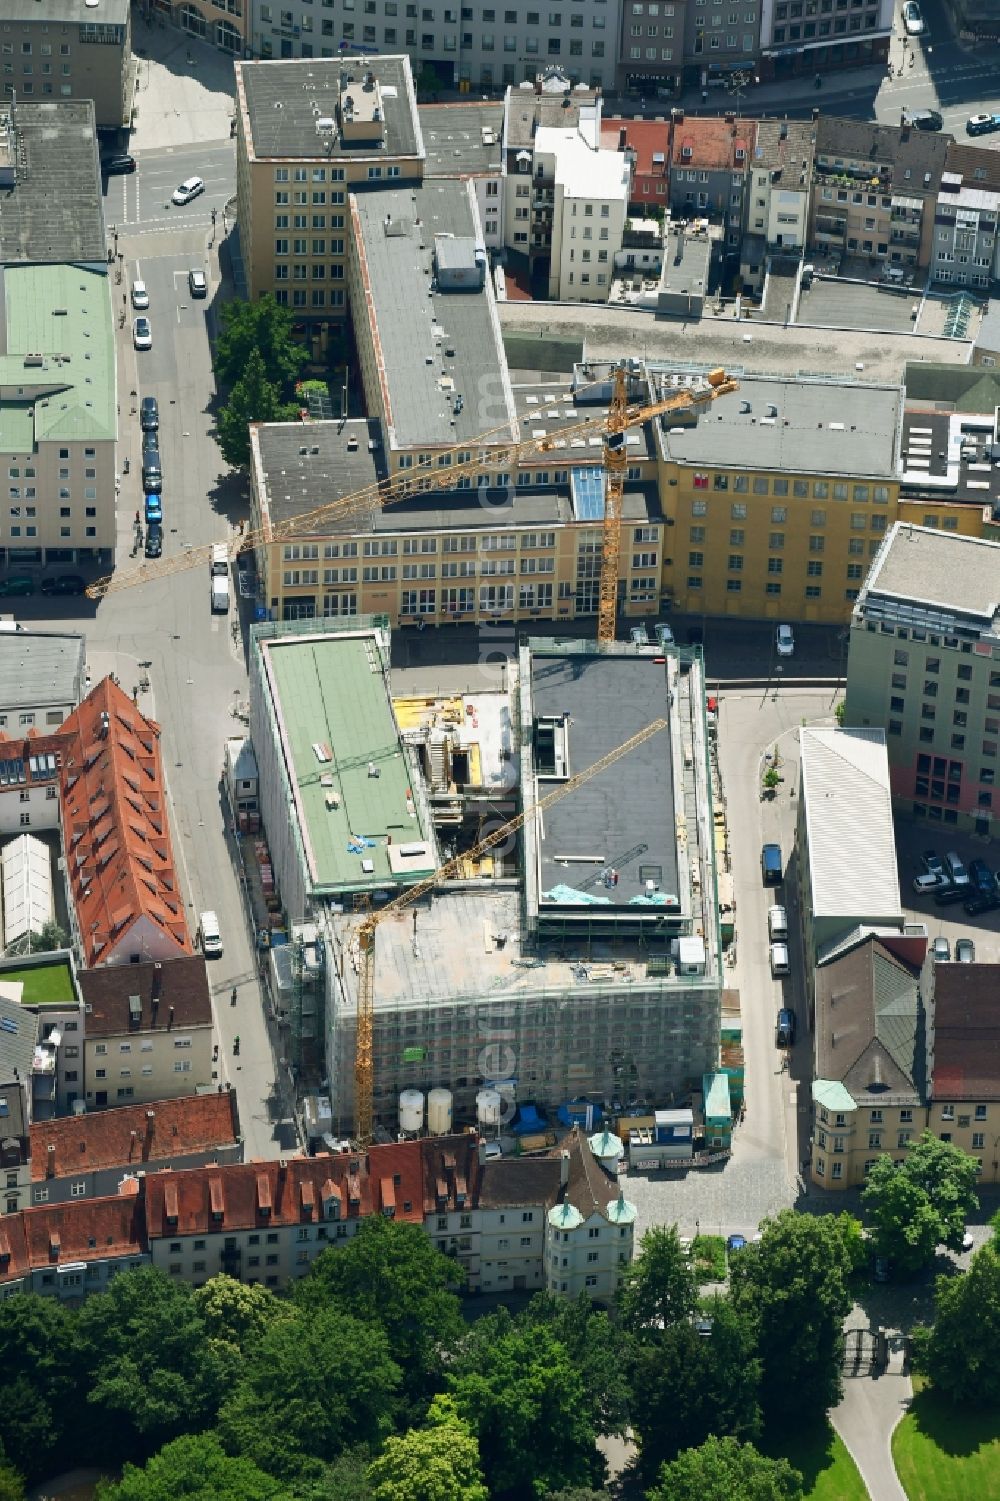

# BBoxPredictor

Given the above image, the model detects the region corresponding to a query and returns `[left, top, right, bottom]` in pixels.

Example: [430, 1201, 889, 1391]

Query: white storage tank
[476, 1088, 502, 1128]
[427, 1087, 454, 1136]
[399, 1089, 425, 1134]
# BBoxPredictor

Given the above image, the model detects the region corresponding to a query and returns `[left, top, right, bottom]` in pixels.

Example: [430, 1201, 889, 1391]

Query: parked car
[131, 280, 149, 310]
[144, 493, 162, 526]
[903, 108, 943, 130]
[775, 623, 795, 657]
[964, 891, 1000, 916]
[932, 935, 951, 962]
[726, 1234, 747, 1255]
[654, 622, 675, 647]
[172, 175, 205, 206]
[945, 851, 971, 889]
[629, 625, 649, 646]
[40, 574, 86, 596]
[761, 842, 783, 884]
[923, 850, 947, 880]
[961, 1230, 975, 1252]
[966, 112, 1000, 136]
[903, 0, 924, 33]
[770, 942, 790, 978]
[142, 454, 162, 493]
[144, 526, 163, 559]
[102, 153, 135, 175]
[936, 883, 968, 907]
[767, 904, 788, 940]
[132, 316, 152, 351]
[188, 268, 208, 298]
[968, 857, 995, 896]
[140, 395, 159, 432]
[956, 937, 976, 963]
[0, 575, 34, 597]
[913, 872, 947, 896]
[776, 1007, 796, 1046]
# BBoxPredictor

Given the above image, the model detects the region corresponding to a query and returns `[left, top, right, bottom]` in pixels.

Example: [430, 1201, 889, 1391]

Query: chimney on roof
[98, 711, 110, 739]
[130, 1128, 138, 1158]
[560, 1149, 570, 1188]
[46, 1143, 56, 1178]
[780, 121, 788, 140]
[618, 126, 626, 152]
[151, 963, 162, 1003]
[167, 1004, 174, 1031]
[145, 1110, 155, 1134]
[812, 107, 819, 121]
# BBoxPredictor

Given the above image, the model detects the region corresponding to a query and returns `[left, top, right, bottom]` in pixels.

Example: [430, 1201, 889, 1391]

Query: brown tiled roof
[815, 935, 924, 1103]
[668, 114, 753, 171]
[59, 677, 191, 967]
[144, 1140, 425, 1239]
[943, 141, 1000, 193]
[814, 115, 948, 192]
[557, 1124, 621, 1218]
[78, 956, 212, 1037]
[30, 1091, 240, 1182]
[932, 964, 1000, 1100]
[477, 1155, 562, 1209]
[419, 1133, 481, 1212]
[0, 1191, 147, 1282]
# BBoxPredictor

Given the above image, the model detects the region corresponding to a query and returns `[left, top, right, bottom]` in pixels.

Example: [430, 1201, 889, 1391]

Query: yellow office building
[651, 371, 904, 626]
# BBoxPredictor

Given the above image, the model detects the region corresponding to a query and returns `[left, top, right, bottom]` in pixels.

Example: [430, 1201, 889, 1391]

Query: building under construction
[319, 634, 723, 1135]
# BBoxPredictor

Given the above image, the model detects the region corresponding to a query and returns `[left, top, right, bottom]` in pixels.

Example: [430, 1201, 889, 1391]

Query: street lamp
[725, 69, 757, 119]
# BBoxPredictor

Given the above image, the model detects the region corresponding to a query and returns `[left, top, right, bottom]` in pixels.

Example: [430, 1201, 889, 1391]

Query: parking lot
[797, 277, 919, 333]
[895, 818, 1000, 963]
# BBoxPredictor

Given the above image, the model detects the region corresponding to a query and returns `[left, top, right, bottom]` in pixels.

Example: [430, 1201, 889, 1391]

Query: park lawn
[893, 1381, 1000, 1501]
[762, 1421, 867, 1501]
[0, 960, 75, 1006]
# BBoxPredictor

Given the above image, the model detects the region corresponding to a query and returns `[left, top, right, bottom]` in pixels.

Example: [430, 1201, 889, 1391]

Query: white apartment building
[530, 118, 631, 299]
[249, 0, 623, 91]
[746, 117, 815, 250]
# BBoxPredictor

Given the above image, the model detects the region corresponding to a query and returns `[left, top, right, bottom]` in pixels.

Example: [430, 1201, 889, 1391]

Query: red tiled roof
[932, 965, 1000, 1100]
[144, 1140, 426, 1239]
[601, 118, 669, 177]
[670, 115, 753, 170]
[0, 1192, 147, 1282]
[30, 1091, 240, 1181]
[419, 1133, 481, 1213]
[59, 676, 191, 967]
[77, 956, 212, 1037]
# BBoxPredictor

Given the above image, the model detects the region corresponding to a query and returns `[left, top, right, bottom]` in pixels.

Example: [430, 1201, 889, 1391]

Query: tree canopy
[446, 1323, 605, 1500]
[213, 294, 307, 392]
[916, 1235, 1000, 1406]
[218, 1305, 400, 1482]
[366, 1401, 488, 1501]
[863, 1133, 980, 1273]
[728, 1211, 855, 1425]
[96, 1433, 292, 1501]
[647, 1436, 804, 1501]
[216, 348, 299, 469]
[617, 1225, 697, 1339]
[192, 1275, 289, 1358]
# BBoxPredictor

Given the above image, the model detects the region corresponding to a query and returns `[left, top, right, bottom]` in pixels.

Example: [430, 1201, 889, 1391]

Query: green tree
[863, 1132, 980, 1274]
[617, 1225, 697, 1338]
[192, 1274, 288, 1358]
[729, 1211, 855, 1425]
[0, 1295, 79, 1478]
[295, 1217, 464, 1405]
[648, 1436, 803, 1501]
[0, 1447, 25, 1501]
[298, 1449, 372, 1501]
[918, 1236, 1000, 1406]
[218, 1305, 400, 1483]
[75, 1267, 227, 1459]
[544, 1491, 610, 1501]
[28, 919, 68, 952]
[630, 1297, 761, 1480]
[521, 1293, 633, 1436]
[447, 1324, 605, 1500]
[367, 1404, 488, 1501]
[214, 293, 307, 392]
[216, 348, 299, 469]
[96, 1433, 292, 1501]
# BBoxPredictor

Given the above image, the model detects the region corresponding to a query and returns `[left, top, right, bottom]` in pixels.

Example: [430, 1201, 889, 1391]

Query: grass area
[0, 959, 75, 1006]
[691, 1233, 727, 1282]
[893, 1381, 1000, 1501]
[763, 1421, 867, 1501]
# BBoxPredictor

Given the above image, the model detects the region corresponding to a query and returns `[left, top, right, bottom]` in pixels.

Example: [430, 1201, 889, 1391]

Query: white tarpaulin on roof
[1, 833, 53, 950]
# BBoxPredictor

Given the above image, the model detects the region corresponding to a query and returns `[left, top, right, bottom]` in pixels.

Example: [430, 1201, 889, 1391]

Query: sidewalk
[130, 18, 236, 151]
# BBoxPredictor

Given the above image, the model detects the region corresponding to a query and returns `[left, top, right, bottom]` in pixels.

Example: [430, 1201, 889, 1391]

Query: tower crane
[86, 367, 738, 645]
[352, 715, 668, 1146]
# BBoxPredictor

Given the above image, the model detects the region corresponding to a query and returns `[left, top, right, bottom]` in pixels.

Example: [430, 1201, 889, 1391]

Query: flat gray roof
[899, 408, 1000, 509]
[513, 378, 655, 462]
[530, 651, 678, 909]
[353, 179, 517, 450]
[861, 522, 1000, 630]
[504, 83, 600, 153]
[419, 103, 504, 176]
[0, 101, 106, 266]
[656, 373, 900, 477]
[240, 55, 422, 163]
[254, 419, 387, 532]
[659, 227, 711, 299]
[0, 630, 84, 712]
[7, 0, 127, 20]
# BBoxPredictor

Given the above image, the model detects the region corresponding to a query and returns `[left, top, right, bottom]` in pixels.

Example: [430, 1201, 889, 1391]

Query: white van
[769, 941, 790, 977]
[199, 910, 223, 957]
[767, 905, 788, 940]
[211, 574, 230, 614]
[210, 543, 229, 577]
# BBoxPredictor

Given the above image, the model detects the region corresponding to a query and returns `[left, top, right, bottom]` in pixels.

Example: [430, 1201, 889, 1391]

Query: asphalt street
[105, 141, 235, 238]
